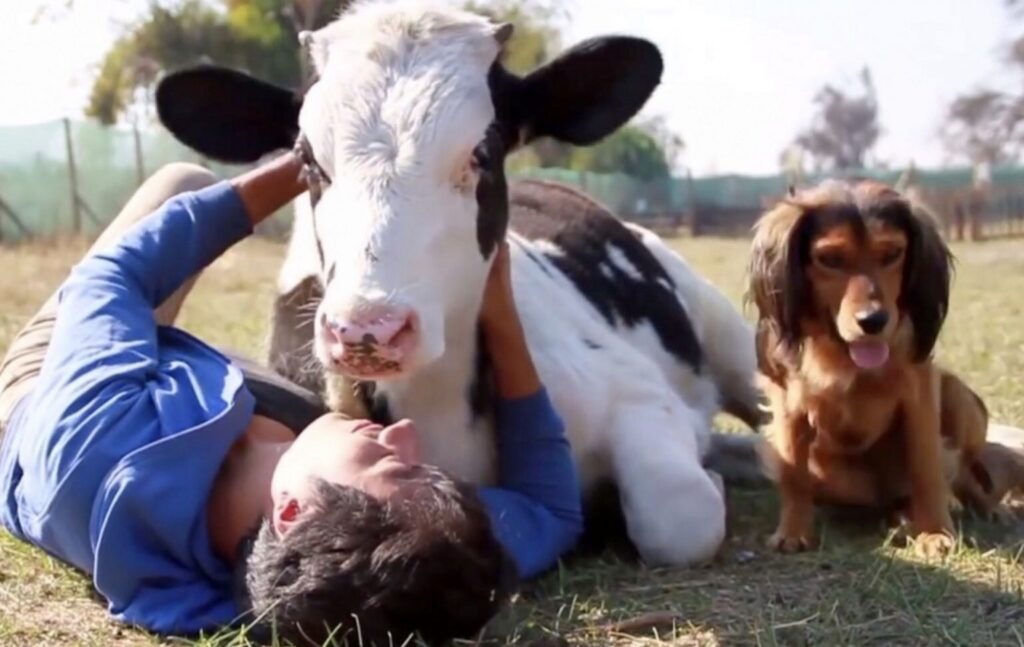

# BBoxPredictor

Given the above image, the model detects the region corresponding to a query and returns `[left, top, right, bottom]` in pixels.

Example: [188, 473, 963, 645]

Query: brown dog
[748, 178, 1012, 557]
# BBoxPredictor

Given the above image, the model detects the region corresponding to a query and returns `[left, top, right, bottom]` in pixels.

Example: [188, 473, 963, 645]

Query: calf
[157, 1, 761, 565]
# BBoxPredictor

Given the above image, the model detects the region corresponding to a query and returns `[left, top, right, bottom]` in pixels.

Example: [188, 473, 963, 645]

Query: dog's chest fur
[804, 378, 902, 454]
[797, 338, 908, 455]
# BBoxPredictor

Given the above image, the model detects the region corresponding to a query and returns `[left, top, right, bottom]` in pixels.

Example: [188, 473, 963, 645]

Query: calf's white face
[156, 1, 665, 381]
[298, 10, 505, 378]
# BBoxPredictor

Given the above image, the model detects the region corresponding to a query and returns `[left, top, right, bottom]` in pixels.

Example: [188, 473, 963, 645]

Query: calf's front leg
[608, 396, 726, 566]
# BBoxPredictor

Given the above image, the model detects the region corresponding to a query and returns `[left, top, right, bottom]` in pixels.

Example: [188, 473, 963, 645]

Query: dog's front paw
[912, 532, 955, 559]
[768, 530, 815, 553]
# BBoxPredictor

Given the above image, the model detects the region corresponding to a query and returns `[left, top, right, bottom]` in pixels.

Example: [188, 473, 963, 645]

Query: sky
[0, 0, 1019, 175]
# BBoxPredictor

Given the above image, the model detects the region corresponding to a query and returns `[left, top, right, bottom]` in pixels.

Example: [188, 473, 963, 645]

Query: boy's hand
[479, 241, 542, 399]
[480, 242, 517, 330]
[231, 151, 307, 227]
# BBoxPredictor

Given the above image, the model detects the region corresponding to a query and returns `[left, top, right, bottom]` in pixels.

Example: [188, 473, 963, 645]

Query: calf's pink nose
[325, 306, 413, 348]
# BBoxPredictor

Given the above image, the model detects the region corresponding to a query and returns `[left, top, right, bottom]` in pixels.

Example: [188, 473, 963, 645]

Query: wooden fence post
[133, 120, 145, 187]
[0, 195, 30, 240]
[63, 118, 81, 234]
[685, 170, 699, 236]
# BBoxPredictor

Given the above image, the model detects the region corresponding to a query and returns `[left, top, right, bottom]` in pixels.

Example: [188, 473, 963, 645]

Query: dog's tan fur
[748, 179, 1015, 557]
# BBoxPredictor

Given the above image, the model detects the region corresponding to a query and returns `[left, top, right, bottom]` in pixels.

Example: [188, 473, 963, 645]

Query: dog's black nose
[855, 310, 890, 335]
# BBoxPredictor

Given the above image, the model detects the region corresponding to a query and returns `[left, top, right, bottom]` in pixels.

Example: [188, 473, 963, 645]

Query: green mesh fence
[2, 118, 1021, 243]
[0, 119, 274, 243]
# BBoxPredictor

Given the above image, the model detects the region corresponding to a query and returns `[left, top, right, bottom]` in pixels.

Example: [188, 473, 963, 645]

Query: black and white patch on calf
[510, 180, 703, 372]
[472, 123, 512, 259]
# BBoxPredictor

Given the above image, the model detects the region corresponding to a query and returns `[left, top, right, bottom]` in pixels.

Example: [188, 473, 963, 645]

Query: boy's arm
[231, 152, 306, 229]
[42, 154, 304, 387]
[477, 389, 582, 578]
[476, 243, 583, 578]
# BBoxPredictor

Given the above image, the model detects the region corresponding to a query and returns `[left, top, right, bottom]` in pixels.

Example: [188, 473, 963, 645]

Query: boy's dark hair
[234, 469, 517, 646]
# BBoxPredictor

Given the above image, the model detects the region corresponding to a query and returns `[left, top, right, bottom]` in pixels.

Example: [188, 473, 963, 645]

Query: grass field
[1, 234, 1022, 647]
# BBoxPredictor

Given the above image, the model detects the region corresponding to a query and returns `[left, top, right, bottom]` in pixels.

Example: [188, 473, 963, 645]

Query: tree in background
[87, 0, 347, 125]
[515, 115, 681, 182]
[637, 115, 685, 172]
[567, 114, 684, 179]
[942, 91, 1019, 165]
[941, 1, 1024, 165]
[87, 0, 561, 125]
[570, 127, 667, 180]
[787, 67, 882, 172]
[464, 0, 564, 75]
[86, 0, 681, 179]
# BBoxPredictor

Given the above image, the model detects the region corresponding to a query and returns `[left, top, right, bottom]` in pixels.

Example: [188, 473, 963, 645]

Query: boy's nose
[378, 419, 420, 463]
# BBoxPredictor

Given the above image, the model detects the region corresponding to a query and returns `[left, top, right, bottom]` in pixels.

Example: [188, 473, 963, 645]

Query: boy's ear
[156, 65, 302, 163]
[272, 498, 302, 537]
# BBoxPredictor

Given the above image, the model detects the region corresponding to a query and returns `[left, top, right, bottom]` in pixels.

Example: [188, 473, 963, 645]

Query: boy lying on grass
[0, 153, 582, 646]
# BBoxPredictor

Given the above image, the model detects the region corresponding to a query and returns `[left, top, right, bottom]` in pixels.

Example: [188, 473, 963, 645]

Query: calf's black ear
[156, 65, 302, 164]
[495, 36, 663, 146]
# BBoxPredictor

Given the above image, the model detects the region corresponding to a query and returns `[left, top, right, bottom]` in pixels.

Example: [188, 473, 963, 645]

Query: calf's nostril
[325, 305, 417, 350]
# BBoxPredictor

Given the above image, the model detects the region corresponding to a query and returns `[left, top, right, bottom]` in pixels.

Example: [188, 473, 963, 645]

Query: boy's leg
[0, 163, 218, 429]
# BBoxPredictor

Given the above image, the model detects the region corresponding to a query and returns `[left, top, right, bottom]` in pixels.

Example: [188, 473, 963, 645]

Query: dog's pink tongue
[849, 340, 890, 369]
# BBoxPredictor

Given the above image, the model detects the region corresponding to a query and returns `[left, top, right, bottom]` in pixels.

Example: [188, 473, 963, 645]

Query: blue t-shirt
[0, 182, 582, 636]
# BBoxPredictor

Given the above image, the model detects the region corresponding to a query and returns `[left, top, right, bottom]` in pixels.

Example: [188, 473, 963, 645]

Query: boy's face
[270, 413, 431, 535]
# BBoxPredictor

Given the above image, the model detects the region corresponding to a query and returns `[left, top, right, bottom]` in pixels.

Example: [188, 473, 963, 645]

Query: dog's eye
[815, 251, 846, 271]
[879, 248, 904, 267]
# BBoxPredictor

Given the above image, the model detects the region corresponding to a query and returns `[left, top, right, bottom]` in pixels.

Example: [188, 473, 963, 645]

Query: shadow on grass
[482, 486, 1024, 646]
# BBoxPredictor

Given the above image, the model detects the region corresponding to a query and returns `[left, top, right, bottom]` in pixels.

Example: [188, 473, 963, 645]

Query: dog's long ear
[748, 201, 814, 376]
[901, 198, 954, 361]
